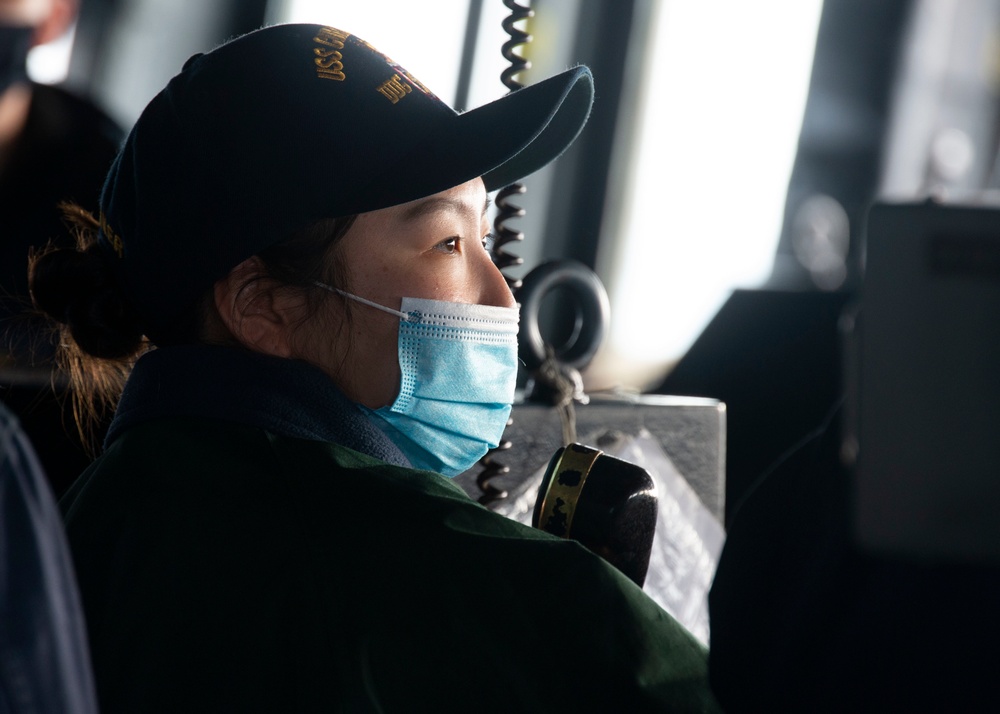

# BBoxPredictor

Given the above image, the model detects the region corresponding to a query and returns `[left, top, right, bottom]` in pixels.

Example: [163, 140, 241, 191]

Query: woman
[30, 23, 719, 712]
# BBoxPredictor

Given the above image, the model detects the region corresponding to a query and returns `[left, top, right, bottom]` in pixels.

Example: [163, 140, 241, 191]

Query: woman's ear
[213, 257, 297, 358]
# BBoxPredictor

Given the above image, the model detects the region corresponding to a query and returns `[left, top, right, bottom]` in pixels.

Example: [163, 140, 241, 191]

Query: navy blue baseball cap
[97, 23, 594, 344]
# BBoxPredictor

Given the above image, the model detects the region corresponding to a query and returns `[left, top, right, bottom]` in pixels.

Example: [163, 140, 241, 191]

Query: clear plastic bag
[493, 427, 725, 645]
[600, 428, 725, 645]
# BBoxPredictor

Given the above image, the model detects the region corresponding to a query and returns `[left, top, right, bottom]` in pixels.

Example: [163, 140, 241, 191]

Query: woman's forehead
[367, 178, 489, 224]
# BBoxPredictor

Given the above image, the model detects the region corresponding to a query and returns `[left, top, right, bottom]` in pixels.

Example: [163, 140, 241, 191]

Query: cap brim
[478, 66, 594, 191]
[372, 66, 594, 205]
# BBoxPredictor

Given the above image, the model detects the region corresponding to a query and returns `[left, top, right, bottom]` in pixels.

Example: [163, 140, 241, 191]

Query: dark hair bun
[29, 246, 143, 359]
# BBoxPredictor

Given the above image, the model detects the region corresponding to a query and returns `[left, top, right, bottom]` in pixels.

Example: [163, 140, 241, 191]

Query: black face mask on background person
[0, 25, 33, 95]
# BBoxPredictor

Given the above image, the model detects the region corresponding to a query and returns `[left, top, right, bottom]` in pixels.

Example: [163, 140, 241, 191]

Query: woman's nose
[478, 251, 517, 308]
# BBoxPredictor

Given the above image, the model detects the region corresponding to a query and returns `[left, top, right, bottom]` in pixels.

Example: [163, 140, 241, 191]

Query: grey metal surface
[455, 394, 727, 521]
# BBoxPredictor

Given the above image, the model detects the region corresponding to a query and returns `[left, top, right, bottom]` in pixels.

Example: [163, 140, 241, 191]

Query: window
[593, 0, 824, 387]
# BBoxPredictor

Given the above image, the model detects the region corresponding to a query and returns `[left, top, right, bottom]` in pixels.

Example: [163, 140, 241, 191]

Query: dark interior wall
[69, 0, 271, 124]
[534, 0, 649, 272]
[224, 0, 271, 36]
[769, 0, 915, 291]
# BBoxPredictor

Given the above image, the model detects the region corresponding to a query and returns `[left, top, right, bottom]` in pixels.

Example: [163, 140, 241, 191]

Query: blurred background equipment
[848, 199, 1000, 564]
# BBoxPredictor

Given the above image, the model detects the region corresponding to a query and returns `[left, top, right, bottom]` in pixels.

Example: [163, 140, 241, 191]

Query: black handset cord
[476, 0, 533, 506]
[490, 0, 533, 291]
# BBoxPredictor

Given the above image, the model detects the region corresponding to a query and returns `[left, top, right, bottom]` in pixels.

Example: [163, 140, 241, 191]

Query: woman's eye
[436, 237, 459, 254]
[482, 232, 496, 252]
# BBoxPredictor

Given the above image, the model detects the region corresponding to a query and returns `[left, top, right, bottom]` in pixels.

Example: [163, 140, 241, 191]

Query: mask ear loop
[312, 281, 419, 322]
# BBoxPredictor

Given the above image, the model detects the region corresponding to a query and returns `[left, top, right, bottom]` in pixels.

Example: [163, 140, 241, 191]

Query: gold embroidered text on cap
[313, 26, 348, 81]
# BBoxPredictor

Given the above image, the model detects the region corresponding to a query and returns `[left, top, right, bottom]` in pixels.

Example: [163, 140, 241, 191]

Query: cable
[476, 0, 534, 507]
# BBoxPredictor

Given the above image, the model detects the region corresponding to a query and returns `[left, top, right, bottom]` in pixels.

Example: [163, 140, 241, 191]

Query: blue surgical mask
[317, 285, 519, 476]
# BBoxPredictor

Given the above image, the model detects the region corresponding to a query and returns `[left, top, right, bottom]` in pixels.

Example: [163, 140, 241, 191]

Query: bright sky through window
[597, 0, 823, 387]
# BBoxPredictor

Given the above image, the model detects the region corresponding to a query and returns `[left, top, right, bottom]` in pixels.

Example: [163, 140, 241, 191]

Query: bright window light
[27, 23, 76, 84]
[598, 0, 824, 387]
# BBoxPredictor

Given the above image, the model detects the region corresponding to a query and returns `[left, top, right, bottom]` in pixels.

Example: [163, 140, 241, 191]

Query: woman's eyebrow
[403, 195, 492, 221]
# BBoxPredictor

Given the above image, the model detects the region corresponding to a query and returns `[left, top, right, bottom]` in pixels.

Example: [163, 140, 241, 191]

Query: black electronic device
[532, 443, 657, 587]
[846, 199, 1000, 563]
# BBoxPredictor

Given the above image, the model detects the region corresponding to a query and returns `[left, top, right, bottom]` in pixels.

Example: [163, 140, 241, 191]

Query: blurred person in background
[0, 0, 124, 496]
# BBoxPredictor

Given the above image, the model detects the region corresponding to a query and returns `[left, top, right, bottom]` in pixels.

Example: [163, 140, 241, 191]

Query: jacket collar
[106, 345, 410, 468]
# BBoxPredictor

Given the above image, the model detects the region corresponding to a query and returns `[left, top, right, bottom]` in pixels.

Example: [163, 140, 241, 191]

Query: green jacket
[62, 346, 720, 712]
